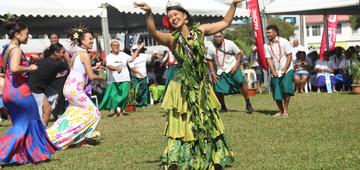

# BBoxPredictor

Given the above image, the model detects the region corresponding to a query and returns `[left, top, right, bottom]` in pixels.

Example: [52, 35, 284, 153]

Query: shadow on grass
[141, 159, 161, 164]
[226, 109, 241, 113]
[1, 158, 59, 168]
[137, 159, 161, 167]
[107, 112, 131, 117]
[255, 109, 279, 116]
[66, 138, 102, 149]
[338, 91, 358, 95]
[84, 138, 102, 146]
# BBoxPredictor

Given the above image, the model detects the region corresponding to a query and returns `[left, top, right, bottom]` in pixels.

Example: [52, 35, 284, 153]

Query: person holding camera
[294, 51, 312, 93]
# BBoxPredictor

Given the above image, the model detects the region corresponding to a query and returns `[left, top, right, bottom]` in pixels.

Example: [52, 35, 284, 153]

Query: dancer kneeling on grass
[0, 18, 58, 167]
[46, 26, 104, 149]
[134, 0, 244, 169]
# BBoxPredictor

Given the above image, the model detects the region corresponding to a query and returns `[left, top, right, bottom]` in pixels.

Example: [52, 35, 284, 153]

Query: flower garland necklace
[215, 41, 226, 69]
[269, 38, 283, 66]
[178, 29, 198, 44]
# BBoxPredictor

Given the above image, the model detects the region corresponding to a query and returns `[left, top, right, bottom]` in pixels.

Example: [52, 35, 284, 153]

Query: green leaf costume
[160, 23, 234, 170]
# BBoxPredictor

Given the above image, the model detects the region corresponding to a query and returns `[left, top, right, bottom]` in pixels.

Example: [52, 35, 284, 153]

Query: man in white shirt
[129, 44, 154, 107]
[207, 32, 253, 113]
[315, 51, 337, 93]
[99, 40, 143, 117]
[264, 25, 294, 118]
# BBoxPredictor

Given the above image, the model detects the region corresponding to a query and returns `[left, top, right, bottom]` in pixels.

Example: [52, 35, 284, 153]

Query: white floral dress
[47, 51, 100, 149]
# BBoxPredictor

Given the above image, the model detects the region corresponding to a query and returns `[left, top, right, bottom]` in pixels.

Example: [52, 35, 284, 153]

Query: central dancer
[134, 0, 243, 169]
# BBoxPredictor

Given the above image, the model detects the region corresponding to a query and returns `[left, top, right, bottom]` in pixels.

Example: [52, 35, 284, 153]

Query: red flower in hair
[162, 16, 173, 31]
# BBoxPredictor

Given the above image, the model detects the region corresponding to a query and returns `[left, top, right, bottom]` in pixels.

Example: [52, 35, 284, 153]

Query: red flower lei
[162, 16, 173, 31]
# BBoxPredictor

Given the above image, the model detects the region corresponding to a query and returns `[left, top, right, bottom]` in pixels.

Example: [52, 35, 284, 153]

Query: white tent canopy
[0, 0, 249, 20]
[0, 0, 249, 34]
[109, 0, 248, 17]
[264, 0, 360, 15]
[0, 0, 249, 54]
[0, 0, 104, 17]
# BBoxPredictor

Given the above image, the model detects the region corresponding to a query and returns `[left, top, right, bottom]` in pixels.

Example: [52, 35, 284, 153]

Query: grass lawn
[1, 92, 360, 169]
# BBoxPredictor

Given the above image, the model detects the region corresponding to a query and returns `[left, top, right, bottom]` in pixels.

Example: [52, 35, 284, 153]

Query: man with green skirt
[100, 40, 143, 117]
[207, 32, 253, 113]
[264, 25, 294, 118]
[129, 44, 154, 107]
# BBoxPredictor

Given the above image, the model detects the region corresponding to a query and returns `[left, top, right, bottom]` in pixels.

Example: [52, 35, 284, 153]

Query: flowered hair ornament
[67, 24, 89, 46]
[163, 0, 185, 31]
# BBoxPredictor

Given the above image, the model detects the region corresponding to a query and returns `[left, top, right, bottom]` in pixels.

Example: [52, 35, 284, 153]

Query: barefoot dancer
[46, 27, 104, 148]
[134, 0, 243, 169]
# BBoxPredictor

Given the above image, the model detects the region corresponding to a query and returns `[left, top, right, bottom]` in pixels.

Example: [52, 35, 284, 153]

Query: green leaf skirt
[161, 81, 234, 169]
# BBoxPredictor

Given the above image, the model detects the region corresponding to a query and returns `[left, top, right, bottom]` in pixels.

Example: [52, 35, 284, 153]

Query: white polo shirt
[330, 54, 346, 70]
[129, 53, 152, 78]
[206, 39, 241, 75]
[315, 59, 337, 77]
[264, 36, 293, 73]
[106, 52, 131, 83]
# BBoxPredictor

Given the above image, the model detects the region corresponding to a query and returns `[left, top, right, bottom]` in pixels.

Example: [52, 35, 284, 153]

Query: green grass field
[1, 92, 360, 169]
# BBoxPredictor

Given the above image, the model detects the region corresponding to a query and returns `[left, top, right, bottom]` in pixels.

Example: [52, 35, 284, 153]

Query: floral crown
[166, 0, 183, 9]
[67, 24, 89, 46]
[163, 1, 184, 31]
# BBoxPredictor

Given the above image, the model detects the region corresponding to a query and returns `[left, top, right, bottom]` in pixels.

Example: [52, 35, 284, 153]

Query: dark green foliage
[350, 15, 360, 31]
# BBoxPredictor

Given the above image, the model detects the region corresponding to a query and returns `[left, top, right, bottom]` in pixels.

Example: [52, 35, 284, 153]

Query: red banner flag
[247, 0, 267, 70]
[319, 15, 337, 59]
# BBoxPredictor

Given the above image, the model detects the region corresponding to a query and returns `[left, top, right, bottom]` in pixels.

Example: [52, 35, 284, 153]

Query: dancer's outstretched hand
[232, 0, 244, 5]
[133, 2, 151, 13]
[137, 42, 145, 50]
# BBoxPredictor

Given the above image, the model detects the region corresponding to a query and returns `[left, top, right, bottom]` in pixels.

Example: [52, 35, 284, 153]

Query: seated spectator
[307, 49, 320, 90]
[294, 51, 312, 93]
[315, 51, 337, 93]
[331, 47, 346, 90]
[342, 46, 357, 90]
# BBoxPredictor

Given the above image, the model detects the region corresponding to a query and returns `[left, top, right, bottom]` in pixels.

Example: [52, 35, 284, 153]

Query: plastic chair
[243, 69, 257, 89]
[91, 95, 99, 108]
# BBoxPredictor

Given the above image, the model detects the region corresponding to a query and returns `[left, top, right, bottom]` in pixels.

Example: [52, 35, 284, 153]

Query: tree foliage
[224, 23, 254, 56]
[224, 17, 295, 57]
[349, 15, 360, 31]
[268, 17, 295, 39]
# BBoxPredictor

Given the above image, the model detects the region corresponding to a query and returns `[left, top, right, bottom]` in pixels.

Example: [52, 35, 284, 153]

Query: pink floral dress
[47, 51, 100, 149]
